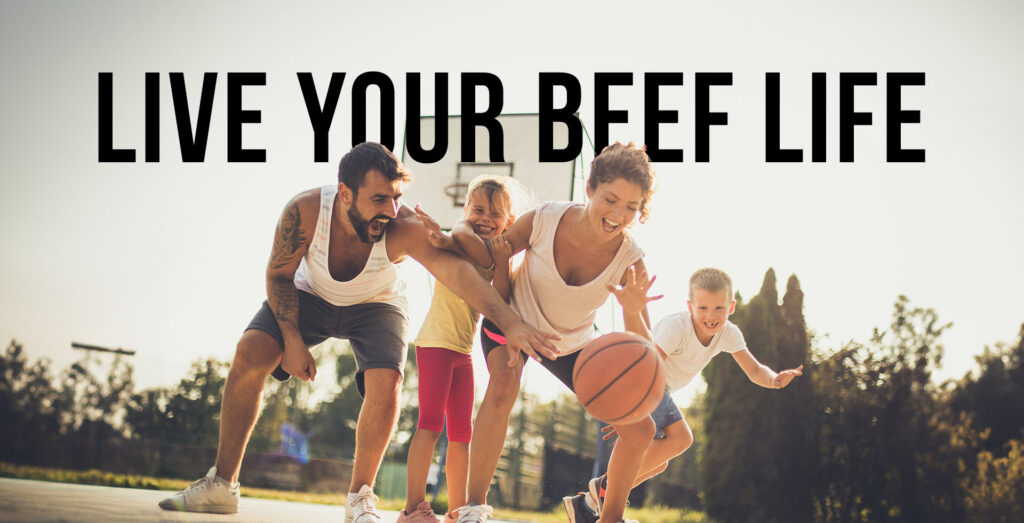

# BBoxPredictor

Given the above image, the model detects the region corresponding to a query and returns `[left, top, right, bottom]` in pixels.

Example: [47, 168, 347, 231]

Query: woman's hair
[587, 142, 656, 223]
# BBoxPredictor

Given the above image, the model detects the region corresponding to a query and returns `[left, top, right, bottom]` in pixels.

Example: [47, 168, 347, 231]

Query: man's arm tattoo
[269, 279, 300, 331]
[270, 202, 306, 270]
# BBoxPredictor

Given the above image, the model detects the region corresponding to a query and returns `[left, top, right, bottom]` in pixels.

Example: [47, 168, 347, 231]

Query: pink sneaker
[396, 500, 440, 523]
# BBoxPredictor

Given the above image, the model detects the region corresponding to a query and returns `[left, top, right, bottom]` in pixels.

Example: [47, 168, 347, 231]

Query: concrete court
[0, 478, 525, 523]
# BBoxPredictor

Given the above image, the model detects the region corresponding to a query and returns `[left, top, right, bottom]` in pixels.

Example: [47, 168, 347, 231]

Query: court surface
[0, 478, 524, 522]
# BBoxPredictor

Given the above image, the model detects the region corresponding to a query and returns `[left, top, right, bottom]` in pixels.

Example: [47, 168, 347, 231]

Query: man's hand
[501, 321, 560, 367]
[606, 266, 663, 317]
[772, 365, 803, 389]
[281, 344, 316, 381]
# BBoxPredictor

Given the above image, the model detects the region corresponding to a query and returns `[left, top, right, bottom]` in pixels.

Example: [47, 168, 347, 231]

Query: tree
[702, 269, 815, 522]
[811, 296, 962, 522]
[0, 340, 62, 465]
[125, 358, 227, 447]
[963, 438, 1024, 522]
[951, 324, 1024, 454]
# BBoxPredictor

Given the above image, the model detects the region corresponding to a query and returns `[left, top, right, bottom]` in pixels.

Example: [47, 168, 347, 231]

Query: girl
[399, 175, 524, 523]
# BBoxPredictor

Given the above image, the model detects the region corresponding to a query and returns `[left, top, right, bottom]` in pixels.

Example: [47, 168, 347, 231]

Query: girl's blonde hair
[464, 174, 535, 223]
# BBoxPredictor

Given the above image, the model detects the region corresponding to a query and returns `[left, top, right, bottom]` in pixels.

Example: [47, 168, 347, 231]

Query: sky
[1, 1, 1022, 409]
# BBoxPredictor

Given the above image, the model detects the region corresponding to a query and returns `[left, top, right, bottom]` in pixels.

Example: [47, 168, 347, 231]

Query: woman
[457, 143, 664, 523]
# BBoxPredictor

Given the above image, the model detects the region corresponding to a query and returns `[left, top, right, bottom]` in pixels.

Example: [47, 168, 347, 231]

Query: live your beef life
[97, 71, 925, 165]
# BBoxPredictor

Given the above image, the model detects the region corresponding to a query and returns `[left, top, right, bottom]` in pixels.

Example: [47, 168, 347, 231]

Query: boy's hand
[601, 424, 618, 441]
[488, 234, 514, 263]
[606, 266, 663, 316]
[772, 365, 804, 388]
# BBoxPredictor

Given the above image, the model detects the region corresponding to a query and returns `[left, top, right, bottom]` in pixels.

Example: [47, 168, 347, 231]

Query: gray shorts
[245, 290, 409, 397]
[651, 389, 684, 439]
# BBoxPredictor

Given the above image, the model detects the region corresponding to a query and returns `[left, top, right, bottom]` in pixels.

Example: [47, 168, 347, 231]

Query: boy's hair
[587, 142, 656, 223]
[689, 268, 734, 300]
[338, 142, 412, 197]
[464, 174, 535, 220]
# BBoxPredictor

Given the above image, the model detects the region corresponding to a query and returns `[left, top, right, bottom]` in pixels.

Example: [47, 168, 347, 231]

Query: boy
[564, 267, 803, 522]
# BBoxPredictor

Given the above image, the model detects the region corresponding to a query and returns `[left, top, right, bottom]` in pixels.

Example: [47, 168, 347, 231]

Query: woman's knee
[486, 371, 521, 408]
[616, 416, 657, 444]
[484, 351, 522, 406]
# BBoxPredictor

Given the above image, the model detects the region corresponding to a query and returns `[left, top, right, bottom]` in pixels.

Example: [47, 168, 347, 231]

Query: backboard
[400, 114, 578, 230]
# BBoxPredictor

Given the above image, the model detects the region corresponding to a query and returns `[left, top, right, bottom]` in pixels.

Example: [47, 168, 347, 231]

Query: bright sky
[2, 1, 1022, 409]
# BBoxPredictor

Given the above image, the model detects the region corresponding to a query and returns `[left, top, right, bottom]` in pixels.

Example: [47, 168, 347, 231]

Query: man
[158, 142, 557, 522]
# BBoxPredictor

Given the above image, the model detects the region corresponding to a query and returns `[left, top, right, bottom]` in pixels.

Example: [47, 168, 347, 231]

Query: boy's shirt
[653, 310, 748, 391]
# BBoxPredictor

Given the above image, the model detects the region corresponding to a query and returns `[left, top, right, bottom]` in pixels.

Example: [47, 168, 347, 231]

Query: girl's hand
[488, 233, 514, 263]
[606, 266, 663, 316]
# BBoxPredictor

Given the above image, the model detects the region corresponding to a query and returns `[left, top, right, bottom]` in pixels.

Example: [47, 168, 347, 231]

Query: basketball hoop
[444, 182, 469, 207]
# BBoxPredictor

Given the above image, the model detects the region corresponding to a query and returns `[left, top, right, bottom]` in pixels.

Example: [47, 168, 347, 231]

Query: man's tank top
[509, 201, 643, 355]
[294, 185, 407, 313]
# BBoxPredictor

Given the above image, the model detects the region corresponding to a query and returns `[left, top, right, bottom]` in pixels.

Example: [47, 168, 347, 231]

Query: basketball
[572, 332, 666, 425]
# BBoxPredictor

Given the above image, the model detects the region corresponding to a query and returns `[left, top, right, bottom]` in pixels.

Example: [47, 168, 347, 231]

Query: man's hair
[338, 142, 412, 196]
[689, 267, 734, 301]
[587, 142, 657, 223]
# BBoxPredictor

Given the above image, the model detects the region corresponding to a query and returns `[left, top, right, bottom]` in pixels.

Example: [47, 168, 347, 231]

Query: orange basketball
[572, 332, 666, 425]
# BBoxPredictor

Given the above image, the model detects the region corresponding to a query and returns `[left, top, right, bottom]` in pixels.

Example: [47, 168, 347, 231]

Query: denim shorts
[650, 388, 683, 439]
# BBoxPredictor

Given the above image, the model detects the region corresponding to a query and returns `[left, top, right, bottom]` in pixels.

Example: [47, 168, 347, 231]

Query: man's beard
[348, 204, 390, 243]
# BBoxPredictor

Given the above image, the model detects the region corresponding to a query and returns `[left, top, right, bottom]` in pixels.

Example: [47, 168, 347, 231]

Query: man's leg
[215, 329, 284, 483]
[160, 329, 282, 513]
[465, 345, 525, 504]
[350, 367, 403, 492]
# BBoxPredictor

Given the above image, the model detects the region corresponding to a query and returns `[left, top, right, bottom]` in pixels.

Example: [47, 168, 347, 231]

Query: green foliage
[810, 296, 961, 522]
[702, 269, 815, 523]
[1, 340, 136, 466]
[963, 438, 1024, 522]
[951, 324, 1024, 454]
[125, 358, 227, 447]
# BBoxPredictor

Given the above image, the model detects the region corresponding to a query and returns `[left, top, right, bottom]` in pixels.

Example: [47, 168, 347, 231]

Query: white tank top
[294, 185, 407, 313]
[509, 201, 643, 355]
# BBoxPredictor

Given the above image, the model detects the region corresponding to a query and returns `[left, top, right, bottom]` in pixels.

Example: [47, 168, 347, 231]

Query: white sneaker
[157, 466, 239, 514]
[454, 504, 493, 523]
[587, 476, 604, 515]
[346, 484, 383, 522]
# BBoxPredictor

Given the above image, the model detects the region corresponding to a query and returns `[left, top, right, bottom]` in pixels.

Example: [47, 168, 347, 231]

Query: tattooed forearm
[270, 202, 306, 270]
[269, 278, 301, 331]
